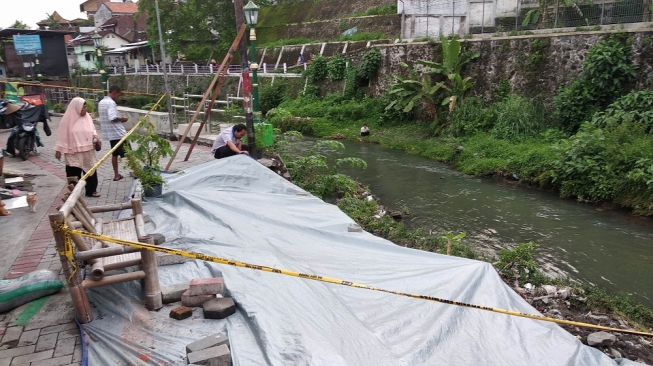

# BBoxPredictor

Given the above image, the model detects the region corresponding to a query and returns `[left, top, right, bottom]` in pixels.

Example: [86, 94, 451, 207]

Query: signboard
[13, 35, 42, 55]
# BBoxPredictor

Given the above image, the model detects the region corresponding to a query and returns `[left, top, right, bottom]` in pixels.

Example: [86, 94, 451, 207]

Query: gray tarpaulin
[84, 155, 646, 365]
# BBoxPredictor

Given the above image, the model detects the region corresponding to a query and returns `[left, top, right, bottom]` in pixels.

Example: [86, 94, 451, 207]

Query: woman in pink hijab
[54, 97, 101, 197]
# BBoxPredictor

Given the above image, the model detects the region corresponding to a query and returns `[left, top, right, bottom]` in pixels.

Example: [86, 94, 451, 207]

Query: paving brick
[187, 344, 231, 365]
[29, 354, 73, 366]
[40, 324, 75, 336]
[72, 344, 81, 363]
[186, 334, 229, 354]
[188, 278, 224, 296]
[169, 306, 193, 320]
[203, 298, 236, 320]
[0, 345, 35, 360]
[53, 337, 75, 357]
[35, 333, 58, 352]
[1, 327, 22, 345]
[181, 291, 215, 308]
[17, 329, 40, 347]
[161, 284, 187, 304]
[10, 349, 53, 365]
[55, 329, 78, 341]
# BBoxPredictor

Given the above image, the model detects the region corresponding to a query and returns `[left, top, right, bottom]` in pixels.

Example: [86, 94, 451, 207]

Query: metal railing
[107, 62, 300, 77]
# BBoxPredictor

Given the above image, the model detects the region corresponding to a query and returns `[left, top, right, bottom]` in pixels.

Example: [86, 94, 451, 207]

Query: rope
[80, 94, 167, 182]
[60, 227, 653, 338]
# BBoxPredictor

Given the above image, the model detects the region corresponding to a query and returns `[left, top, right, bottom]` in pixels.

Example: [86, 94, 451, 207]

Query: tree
[45, 13, 62, 30]
[9, 20, 30, 30]
[138, 0, 236, 63]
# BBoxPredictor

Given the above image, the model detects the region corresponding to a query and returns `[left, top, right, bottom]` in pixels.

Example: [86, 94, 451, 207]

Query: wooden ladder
[165, 24, 247, 171]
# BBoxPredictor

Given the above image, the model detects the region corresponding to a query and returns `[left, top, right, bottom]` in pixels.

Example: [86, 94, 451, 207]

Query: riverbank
[272, 132, 653, 364]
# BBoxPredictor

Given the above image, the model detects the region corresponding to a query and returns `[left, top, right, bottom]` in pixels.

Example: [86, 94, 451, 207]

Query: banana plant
[385, 63, 446, 122]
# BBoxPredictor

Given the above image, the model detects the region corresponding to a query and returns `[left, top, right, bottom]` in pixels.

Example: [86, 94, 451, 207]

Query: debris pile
[186, 334, 232, 366]
[166, 275, 237, 321]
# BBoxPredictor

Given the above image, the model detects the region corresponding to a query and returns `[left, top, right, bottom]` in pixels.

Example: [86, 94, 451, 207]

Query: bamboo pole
[61, 181, 87, 218]
[50, 213, 93, 323]
[165, 24, 246, 171]
[82, 271, 146, 289]
[139, 235, 163, 310]
[76, 246, 140, 261]
[88, 201, 133, 214]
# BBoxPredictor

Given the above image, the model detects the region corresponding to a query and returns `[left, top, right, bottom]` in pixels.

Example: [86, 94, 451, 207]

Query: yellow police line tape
[0, 80, 160, 97]
[80, 94, 167, 182]
[59, 226, 653, 338]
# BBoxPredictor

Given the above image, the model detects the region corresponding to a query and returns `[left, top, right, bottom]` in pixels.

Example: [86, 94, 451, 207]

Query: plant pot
[143, 183, 163, 198]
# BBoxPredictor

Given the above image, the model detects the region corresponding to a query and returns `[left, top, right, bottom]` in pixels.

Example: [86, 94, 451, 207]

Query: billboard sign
[13, 35, 43, 55]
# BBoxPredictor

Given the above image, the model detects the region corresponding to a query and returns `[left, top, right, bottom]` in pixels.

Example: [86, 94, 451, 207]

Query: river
[329, 140, 653, 306]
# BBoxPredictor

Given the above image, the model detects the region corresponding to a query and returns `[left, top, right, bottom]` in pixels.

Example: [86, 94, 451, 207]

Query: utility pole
[234, 0, 257, 158]
[155, 0, 175, 137]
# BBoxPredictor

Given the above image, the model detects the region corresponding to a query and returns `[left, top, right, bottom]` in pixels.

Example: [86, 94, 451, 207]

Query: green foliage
[260, 38, 313, 48]
[554, 37, 636, 132]
[491, 95, 544, 140]
[447, 97, 495, 136]
[590, 90, 653, 133]
[266, 108, 313, 134]
[358, 49, 382, 82]
[338, 32, 387, 42]
[327, 55, 347, 81]
[438, 232, 475, 258]
[120, 95, 157, 110]
[138, 0, 236, 62]
[364, 5, 397, 16]
[9, 20, 30, 29]
[260, 82, 288, 115]
[496, 242, 547, 286]
[386, 38, 478, 127]
[307, 56, 328, 84]
[581, 287, 653, 328]
[126, 120, 174, 190]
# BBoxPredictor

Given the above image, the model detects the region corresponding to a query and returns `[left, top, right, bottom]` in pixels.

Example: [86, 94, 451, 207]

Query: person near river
[99, 85, 129, 181]
[54, 97, 101, 197]
[360, 124, 370, 137]
[212, 124, 249, 159]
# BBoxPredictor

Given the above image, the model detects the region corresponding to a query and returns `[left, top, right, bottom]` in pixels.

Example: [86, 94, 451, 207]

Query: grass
[260, 38, 315, 48]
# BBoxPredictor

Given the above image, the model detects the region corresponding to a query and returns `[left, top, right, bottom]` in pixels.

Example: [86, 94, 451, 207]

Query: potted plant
[126, 119, 173, 198]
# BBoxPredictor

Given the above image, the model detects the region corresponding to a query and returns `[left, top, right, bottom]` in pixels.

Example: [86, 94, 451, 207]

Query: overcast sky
[1, 1, 140, 29]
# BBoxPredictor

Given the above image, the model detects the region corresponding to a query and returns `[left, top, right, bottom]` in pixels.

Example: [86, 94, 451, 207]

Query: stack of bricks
[167, 276, 237, 320]
[186, 334, 231, 365]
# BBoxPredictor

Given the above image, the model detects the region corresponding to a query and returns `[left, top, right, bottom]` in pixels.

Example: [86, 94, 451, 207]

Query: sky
[1, 0, 86, 29]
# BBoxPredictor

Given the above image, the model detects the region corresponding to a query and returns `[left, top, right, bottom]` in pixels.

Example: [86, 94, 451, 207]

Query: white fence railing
[106, 63, 302, 77]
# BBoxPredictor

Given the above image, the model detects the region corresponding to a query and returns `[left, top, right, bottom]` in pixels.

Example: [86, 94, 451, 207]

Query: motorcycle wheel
[17, 136, 33, 161]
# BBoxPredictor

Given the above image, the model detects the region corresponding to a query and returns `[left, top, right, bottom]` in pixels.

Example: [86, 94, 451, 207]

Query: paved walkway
[0, 115, 214, 365]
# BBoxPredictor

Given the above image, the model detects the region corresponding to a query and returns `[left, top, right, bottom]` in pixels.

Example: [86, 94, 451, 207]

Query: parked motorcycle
[1, 100, 51, 161]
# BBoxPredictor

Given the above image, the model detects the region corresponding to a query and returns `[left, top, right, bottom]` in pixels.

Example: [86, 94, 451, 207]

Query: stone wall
[79, 30, 653, 104]
[371, 30, 653, 100]
[257, 15, 402, 45]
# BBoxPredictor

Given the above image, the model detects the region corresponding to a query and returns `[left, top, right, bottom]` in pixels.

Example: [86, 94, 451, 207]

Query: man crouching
[212, 123, 249, 159]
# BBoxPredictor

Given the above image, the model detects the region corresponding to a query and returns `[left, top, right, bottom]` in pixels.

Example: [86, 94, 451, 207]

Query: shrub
[491, 95, 544, 140]
[358, 49, 382, 82]
[554, 37, 636, 132]
[266, 108, 313, 135]
[364, 5, 397, 16]
[260, 82, 288, 115]
[327, 55, 347, 81]
[496, 242, 547, 286]
[307, 56, 327, 84]
[120, 95, 156, 109]
[590, 90, 653, 133]
[447, 97, 495, 136]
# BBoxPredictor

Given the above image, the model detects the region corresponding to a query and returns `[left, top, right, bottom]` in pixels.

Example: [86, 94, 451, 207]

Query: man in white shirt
[98, 85, 129, 181]
[212, 124, 249, 159]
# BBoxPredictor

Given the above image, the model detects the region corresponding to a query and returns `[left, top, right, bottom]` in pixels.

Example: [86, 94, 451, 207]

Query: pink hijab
[54, 97, 97, 154]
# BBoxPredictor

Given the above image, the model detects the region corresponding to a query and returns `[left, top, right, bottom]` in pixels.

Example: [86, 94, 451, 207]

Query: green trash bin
[255, 122, 274, 148]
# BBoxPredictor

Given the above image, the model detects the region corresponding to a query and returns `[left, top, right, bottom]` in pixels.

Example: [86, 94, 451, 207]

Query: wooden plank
[165, 24, 246, 171]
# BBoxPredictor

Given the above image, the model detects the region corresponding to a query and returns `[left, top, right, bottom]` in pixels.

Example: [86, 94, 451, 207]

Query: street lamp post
[243, 0, 261, 121]
[92, 31, 108, 93]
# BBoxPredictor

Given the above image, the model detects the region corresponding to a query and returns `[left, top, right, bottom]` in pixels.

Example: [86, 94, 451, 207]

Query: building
[94, 1, 139, 28]
[98, 14, 147, 43]
[80, 0, 112, 20]
[36, 11, 91, 31]
[105, 41, 151, 69]
[68, 31, 130, 71]
[0, 29, 73, 80]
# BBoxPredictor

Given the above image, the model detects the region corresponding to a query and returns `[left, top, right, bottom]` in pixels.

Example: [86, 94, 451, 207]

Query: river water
[330, 141, 653, 306]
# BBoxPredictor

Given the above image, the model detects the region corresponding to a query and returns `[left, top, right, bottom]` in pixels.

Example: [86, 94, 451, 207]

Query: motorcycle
[1, 100, 51, 161]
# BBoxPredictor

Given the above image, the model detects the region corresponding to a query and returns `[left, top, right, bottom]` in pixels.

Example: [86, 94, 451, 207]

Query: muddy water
[332, 141, 653, 306]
